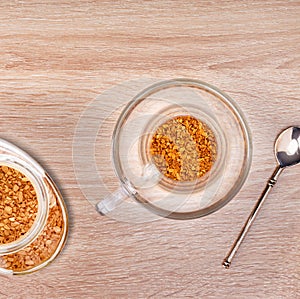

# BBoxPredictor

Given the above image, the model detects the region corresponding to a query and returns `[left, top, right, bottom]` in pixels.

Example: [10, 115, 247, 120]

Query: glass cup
[96, 79, 252, 220]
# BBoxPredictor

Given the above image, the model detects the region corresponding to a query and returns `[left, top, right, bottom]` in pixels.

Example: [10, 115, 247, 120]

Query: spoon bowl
[275, 127, 300, 167]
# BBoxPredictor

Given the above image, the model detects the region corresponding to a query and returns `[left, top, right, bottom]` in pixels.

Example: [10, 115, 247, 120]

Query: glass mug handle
[96, 186, 130, 215]
[96, 163, 161, 215]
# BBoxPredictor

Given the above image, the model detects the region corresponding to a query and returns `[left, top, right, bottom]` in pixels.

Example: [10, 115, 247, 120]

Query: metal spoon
[223, 126, 300, 268]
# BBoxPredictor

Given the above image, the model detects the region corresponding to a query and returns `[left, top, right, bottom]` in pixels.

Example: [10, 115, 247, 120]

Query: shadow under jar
[0, 139, 68, 275]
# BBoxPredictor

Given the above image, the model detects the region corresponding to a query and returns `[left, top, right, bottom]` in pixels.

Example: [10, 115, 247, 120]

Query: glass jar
[0, 139, 68, 275]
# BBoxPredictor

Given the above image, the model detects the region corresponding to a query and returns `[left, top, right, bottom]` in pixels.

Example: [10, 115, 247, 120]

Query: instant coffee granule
[0, 165, 64, 272]
[0, 196, 64, 271]
[150, 115, 217, 181]
[0, 166, 38, 244]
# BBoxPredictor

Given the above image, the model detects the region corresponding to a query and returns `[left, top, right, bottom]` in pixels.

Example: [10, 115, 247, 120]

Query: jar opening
[0, 156, 48, 255]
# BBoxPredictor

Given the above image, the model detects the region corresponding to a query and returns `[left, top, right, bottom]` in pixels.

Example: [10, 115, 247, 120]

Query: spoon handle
[223, 165, 284, 268]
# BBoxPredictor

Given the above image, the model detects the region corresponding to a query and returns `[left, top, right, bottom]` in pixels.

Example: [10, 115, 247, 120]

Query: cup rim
[112, 78, 252, 220]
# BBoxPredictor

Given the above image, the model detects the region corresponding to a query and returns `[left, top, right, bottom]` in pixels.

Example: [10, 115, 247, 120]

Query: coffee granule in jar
[0, 196, 64, 272]
[150, 115, 217, 181]
[0, 166, 38, 244]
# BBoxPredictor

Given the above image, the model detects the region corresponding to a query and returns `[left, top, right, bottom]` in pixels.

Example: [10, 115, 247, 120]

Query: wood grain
[0, 0, 299, 298]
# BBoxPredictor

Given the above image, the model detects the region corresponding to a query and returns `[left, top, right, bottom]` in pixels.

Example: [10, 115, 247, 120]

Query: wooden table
[1, 1, 299, 298]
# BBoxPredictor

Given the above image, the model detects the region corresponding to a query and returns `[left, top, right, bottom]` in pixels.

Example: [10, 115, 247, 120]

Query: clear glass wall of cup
[96, 79, 252, 220]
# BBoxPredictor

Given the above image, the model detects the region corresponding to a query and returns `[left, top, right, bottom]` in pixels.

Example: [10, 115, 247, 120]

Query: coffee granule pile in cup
[150, 115, 217, 182]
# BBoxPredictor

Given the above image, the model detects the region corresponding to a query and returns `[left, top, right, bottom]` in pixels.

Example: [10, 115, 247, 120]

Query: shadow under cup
[97, 79, 252, 220]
